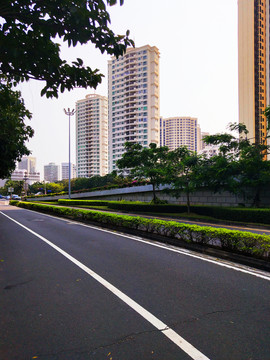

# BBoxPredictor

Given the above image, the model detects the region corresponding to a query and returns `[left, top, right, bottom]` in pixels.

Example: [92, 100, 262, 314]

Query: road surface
[1, 203, 270, 359]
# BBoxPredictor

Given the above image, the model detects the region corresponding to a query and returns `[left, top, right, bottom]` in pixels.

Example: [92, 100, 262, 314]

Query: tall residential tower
[160, 117, 200, 152]
[238, 0, 269, 144]
[76, 94, 108, 177]
[108, 45, 160, 172]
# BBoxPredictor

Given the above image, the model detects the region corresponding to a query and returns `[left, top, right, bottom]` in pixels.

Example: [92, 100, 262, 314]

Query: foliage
[57, 199, 270, 225]
[164, 146, 202, 213]
[0, 0, 134, 98]
[28, 181, 65, 194]
[202, 122, 270, 206]
[0, 180, 24, 195]
[27, 172, 135, 196]
[117, 142, 169, 203]
[0, 82, 34, 178]
[10, 200, 270, 259]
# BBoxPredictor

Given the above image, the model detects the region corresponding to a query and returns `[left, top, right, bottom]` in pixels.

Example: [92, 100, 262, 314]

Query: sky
[18, 0, 238, 178]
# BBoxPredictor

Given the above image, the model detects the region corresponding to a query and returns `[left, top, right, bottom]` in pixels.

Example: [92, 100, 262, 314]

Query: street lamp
[64, 107, 76, 199]
[23, 171, 29, 197]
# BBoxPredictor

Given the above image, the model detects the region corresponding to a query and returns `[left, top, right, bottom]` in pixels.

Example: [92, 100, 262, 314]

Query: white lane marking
[0, 211, 210, 360]
[3, 207, 270, 282]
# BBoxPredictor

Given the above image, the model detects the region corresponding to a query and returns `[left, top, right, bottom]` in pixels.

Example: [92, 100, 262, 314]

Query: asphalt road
[1, 203, 270, 360]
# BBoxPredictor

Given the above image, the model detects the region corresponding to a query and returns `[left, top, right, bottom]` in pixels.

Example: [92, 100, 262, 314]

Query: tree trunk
[152, 183, 157, 203]
[252, 188, 261, 207]
[186, 188, 191, 214]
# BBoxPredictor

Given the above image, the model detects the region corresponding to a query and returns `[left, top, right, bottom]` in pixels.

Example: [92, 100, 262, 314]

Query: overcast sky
[18, 0, 238, 178]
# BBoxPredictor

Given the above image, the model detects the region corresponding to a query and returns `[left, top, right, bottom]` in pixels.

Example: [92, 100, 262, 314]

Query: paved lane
[1, 204, 270, 360]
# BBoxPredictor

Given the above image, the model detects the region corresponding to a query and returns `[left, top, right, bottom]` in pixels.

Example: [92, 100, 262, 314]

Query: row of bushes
[10, 200, 270, 260]
[57, 199, 270, 225]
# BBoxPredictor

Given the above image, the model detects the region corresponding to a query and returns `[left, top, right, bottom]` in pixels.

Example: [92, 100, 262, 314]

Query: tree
[0, 0, 134, 98]
[0, 180, 24, 195]
[0, 82, 34, 178]
[203, 122, 270, 207]
[165, 147, 202, 213]
[0, 0, 133, 176]
[117, 142, 169, 203]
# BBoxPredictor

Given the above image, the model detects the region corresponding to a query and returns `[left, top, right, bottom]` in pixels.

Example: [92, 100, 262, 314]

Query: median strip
[9, 201, 270, 261]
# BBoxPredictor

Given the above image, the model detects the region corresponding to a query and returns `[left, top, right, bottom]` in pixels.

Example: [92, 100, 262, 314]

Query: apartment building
[44, 163, 59, 183]
[76, 94, 108, 177]
[61, 163, 76, 180]
[108, 45, 160, 172]
[160, 117, 200, 152]
[238, 0, 269, 145]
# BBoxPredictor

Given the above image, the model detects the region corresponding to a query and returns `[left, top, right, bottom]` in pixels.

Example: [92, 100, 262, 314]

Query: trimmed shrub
[58, 199, 187, 213]
[191, 206, 270, 225]
[58, 200, 270, 225]
[10, 201, 270, 260]
[58, 199, 111, 206]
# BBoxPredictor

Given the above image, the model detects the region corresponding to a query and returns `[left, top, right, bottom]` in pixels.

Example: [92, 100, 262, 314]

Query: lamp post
[64, 108, 76, 199]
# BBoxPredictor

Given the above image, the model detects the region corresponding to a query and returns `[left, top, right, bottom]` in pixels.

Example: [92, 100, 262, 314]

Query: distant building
[198, 144, 220, 158]
[0, 156, 40, 187]
[76, 94, 108, 178]
[238, 0, 269, 146]
[108, 44, 160, 172]
[160, 116, 200, 152]
[61, 163, 76, 180]
[201, 132, 210, 150]
[11, 169, 40, 185]
[18, 156, 36, 173]
[44, 163, 59, 183]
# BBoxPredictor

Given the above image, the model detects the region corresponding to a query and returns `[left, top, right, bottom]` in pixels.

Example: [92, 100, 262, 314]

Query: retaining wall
[28, 184, 270, 207]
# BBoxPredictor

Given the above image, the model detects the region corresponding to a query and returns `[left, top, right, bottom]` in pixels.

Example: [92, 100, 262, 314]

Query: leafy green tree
[165, 147, 202, 213]
[28, 182, 44, 194]
[0, 82, 34, 178]
[117, 142, 169, 203]
[1, 180, 24, 195]
[0, 0, 134, 98]
[196, 154, 240, 195]
[46, 182, 65, 194]
[203, 122, 270, 206]
[1, 0, 133, 177]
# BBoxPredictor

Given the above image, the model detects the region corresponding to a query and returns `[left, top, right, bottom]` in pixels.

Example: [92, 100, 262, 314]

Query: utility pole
[63, 108, 76, 199]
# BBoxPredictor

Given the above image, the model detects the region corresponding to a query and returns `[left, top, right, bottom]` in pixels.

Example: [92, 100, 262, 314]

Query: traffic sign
[8, 187, 14, 193]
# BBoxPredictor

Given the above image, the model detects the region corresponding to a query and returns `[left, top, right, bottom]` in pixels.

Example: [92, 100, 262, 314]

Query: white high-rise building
[76, 94, 108, 178]
[61, 163, 76, 180]
[160, 117, 200, 152]
[108, 45, 160, 172]
[11, 169, 40, 185]
[44, 163, 59, 183]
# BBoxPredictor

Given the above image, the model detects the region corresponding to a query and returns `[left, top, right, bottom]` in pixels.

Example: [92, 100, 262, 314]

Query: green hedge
[9, 200, 270, 260]
[58, 199, 187, 213]
[57, 200, 270, 225]
[191, 206, 270, 225]
[58, 199, 112, 206]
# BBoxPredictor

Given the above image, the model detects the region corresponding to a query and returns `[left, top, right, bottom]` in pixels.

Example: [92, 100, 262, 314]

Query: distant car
[35, 192, 42, 195]
[6, 195, 10, 200]
[12, 195, 21, 200]
[0, 195, 4, 199]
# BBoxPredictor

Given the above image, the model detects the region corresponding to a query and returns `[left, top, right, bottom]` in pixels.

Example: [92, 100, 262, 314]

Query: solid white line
[0, 210, 210, 360]
[4, 207, 270, 282]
